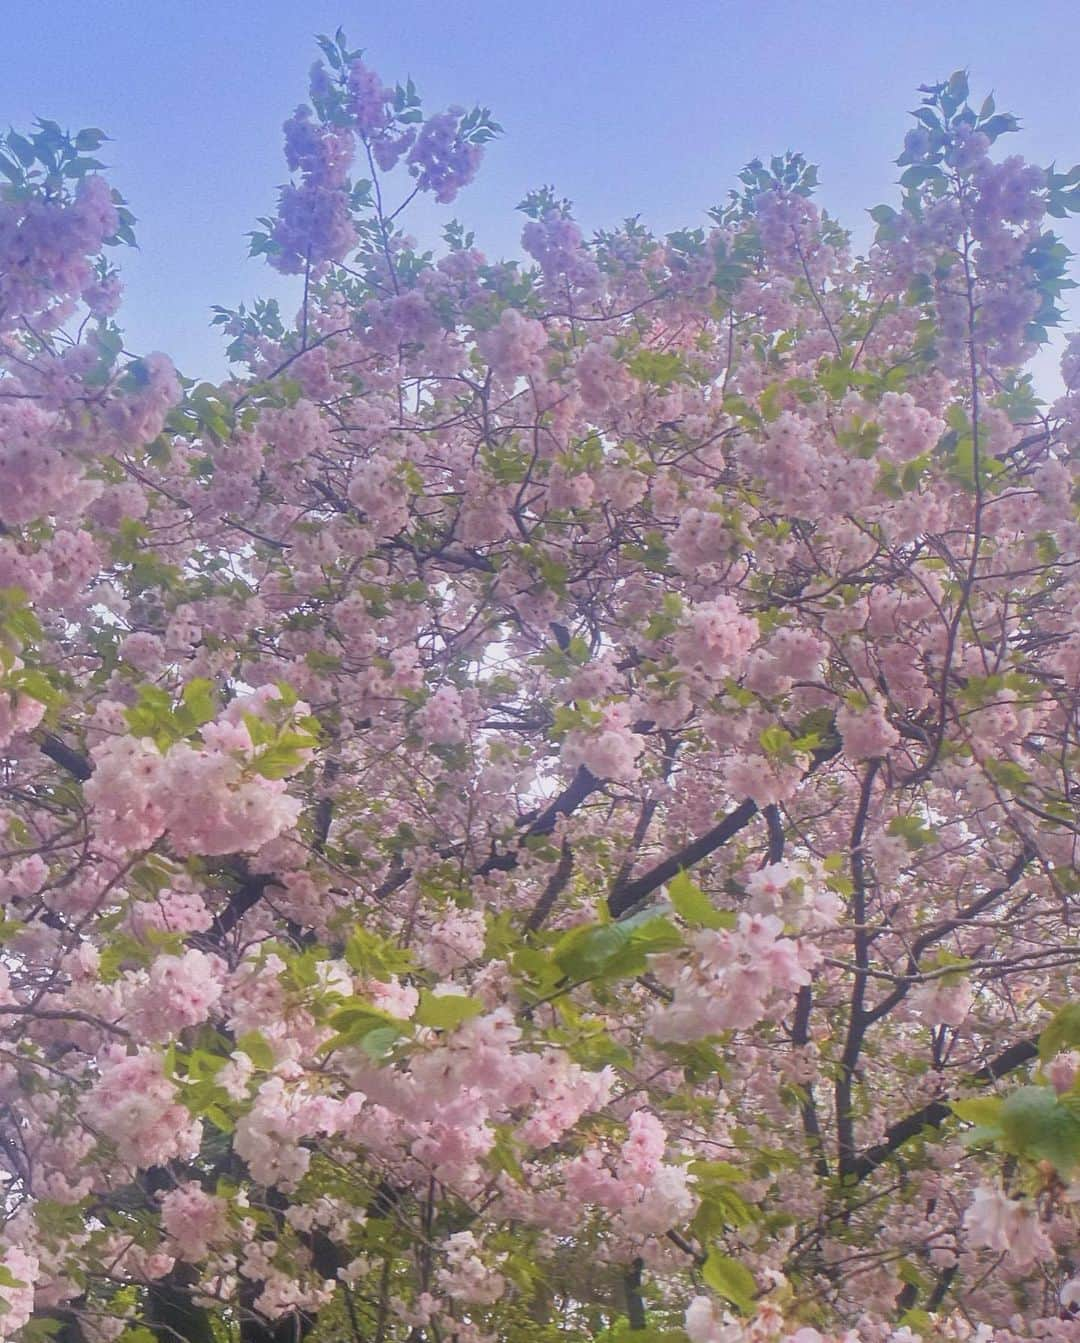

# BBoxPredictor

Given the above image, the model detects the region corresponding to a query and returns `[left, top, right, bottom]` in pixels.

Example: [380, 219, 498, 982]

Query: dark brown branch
[607, 741, 839, 917]
[38, 732, 92, 781]
[791, 984, 830, 1180]
[608, 797, 758, 917]
[851, 1037, 1038, 1182]
[522, 765, 600, 839]
[212, 873, 284, 939]
[836, 759, 881, 1178]
[764, 804, 785, 864]
[624, 1258, 647, 1331]
[863, 846, 1034, 1025]
[926, 1263, 957, 1311]
[524, 840, 575, 934]
[476, 765, 601, 877]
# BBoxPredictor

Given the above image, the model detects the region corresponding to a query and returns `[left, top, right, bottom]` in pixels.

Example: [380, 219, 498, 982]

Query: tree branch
[608, 797, 758, 917]
[607, 742, 839, 917]
[863, 846, 1034, 1025]
[851, 1037, 1038, 1182]
[212, 872, 285, 939]
[38, 732, 92, 781]
[524, 839, 575, 934]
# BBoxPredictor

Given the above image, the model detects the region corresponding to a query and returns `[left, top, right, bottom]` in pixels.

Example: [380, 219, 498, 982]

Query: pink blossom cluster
[561, 702, 645, 783]
[674, 596, 759, 684]
[521, 211, 603, 301]
[0, 673, 46, 750]
[159, 1182, 231, 1261]
[406, 110, 483, 205]
[85, 693, 309, 856]
[835, 697, 899, 761]
[415, 685, 470, 746]
[270, 83, 357, 271]
[962, 1185, 1052, 1269]
[417, 906, 486, 974]
[84, 1046, 203, 1170]
[435, 1231, 506, 1305]
[0, 174, 118, 330]
[126, 949, 226, 1040]
[649, 913, 818, 1041]
[0, 1247, 37, 1340]
[2, 48, 1080, 1343]
[475, 307, 550, 381]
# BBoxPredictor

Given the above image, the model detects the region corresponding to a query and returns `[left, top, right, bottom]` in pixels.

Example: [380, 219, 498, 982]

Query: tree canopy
[2, 37, 1080, 1343]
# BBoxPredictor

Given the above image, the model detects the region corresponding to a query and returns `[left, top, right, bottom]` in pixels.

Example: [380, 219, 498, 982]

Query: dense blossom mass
[1, 34, 1080, 1343]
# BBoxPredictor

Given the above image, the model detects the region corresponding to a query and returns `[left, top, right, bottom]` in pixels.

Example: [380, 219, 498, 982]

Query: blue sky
[5, 0, 1080, 387]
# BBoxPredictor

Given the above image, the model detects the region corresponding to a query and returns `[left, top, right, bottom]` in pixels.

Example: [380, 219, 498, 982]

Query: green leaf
[21, 1319, 66, 1343]
[554, 922, 629, 981]
[204, 1104, 235, 1134]
[897, 1259, 930, 1292]
[759, 725, 794, 758]
[7, 132, 35, 167]
[899, 1311, 934, 1336]
[249, 732, 316, 778]
[999, 1085, 1080, 1174]
[359, 1025, 404, 1061]
[236, 1031, 275, 1070]
[488, 1124, 526, 1185]
[949, 1096, 1003, 1129]
[702, 1252, 756, 1314]
[75, 128, 108, 150]
[627, 350, 687, 388]
[886, 814, 938, 850]
[759, 382, 783, 422]
[343, 926, 414, 980]
[1039, 1002, 1080, 1061]
[980, 113, 1020, 142]
[688, 1160, 747, 1182]
[180, 677, 216, 726]
[322, 1000, 409, 1056]
[552, 913, 682, 984]
[692, 1183, 756, 1237]
[899, 164, 944, 190]
[668, 871, 732, 930]
[414, 991, 484, 1030]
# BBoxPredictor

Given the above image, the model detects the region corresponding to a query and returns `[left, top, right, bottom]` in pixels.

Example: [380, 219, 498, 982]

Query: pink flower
[1048, 1051, 1080, 1094]
[0, 1247, 37, 1339]
[836, 698, 899, 760]
[160, 1182, 231, 1261]
[127, 949, 225, 1041]
[416, 686, 469, 746]
[911, 978, 972, 1027]
[619, 1110, 667, 1181]
[963, 1185, 1052, 1268]
[85, 1047, 203, 1170]
[674, 597, 758, 682]
[417, 907, 486, 974]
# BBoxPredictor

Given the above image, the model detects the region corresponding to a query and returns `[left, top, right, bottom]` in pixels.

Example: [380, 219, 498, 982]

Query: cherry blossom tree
[2, 34, 1080, 1343]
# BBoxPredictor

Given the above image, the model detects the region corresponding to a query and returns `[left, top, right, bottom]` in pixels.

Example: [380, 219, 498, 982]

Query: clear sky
[5, 0, 1080, 386]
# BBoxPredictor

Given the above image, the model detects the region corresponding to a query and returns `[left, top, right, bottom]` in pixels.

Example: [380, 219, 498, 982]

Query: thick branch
[863, 846, 1034, 1025]
[524, 840, 575, 934]
[608, 797, 758, 917]
[836, 760, 881, 1177]
[475, 765, 600, 877]
[38, 732, 92, 781]
[608, 741, 840, 917]
[851, 1037, 1038, 1182]
[212, 873, 284, 939]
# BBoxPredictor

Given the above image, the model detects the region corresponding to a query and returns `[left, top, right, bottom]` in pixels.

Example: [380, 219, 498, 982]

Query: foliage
[1, 36, 1080, 1343]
